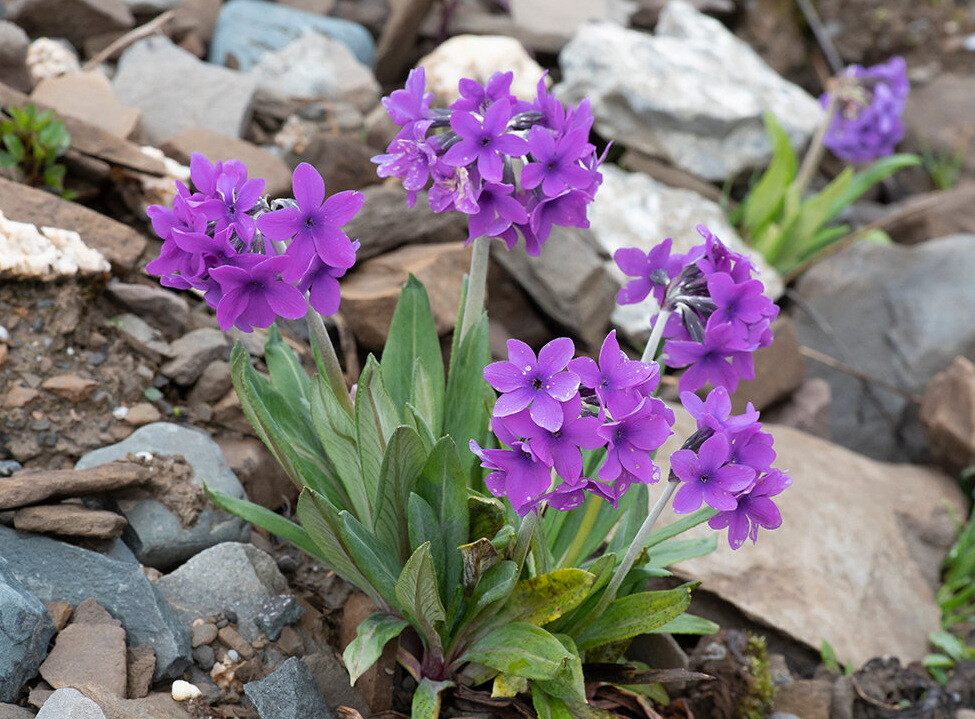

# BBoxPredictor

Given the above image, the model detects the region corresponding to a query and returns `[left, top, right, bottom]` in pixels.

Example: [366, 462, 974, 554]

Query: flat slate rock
[75, 422, 249, 571]
[0, 556, 55, 703]
[0, 461, 146, 511]
[39, 622, 128, 697]
[6, 0, 133, 48]
[0, 526, 191, 682]
[14, 503, 127, 539]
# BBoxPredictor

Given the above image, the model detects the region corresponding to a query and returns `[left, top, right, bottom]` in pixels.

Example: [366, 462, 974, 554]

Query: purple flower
[670, 433, 755, 513]
[528, 190, 590, 244]
[470, 439, 552, 516]
[821, 56, 909, 163]
[497, 394, 604, 482]
[680, 387, 759, 435]
[614, 238, 682, 306]
[442, 99, 529, 183]
[484, 338, 580, 432]
[428, 163, 479, 215]
[521, 126, 593, 198]
[597, 396, 673, 483]
[728, 425, 776, 475]
[468, 182, 528, 242]
[146, 188, 206, 242]
[196, 163, 265, 244]
[209, 254, 307, 332]
[568, 330, 653, 412]
[451, 71, 516, 114]
[665, 318, 754, 393]
[383, 66, 434, 141]
[257, 163, 364, 279]
[707, 273, 772, 337]
[372, 121, 436, 205]
[298, 251, 356, 317]
[708, 469, 791, 549]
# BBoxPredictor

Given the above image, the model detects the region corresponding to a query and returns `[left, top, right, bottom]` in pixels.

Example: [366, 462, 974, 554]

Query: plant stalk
[459, 235, 490, 339]
[589, 480, 679, 620]
[641, 310, 672, 365]
[512, 508, 539, 574]
[793, 92, 839, 200]
[306, 306, 354, 416]
[558, 495, 604, 568]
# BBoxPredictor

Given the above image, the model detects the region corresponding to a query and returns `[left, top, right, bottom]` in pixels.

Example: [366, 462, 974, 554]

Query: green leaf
[467, 560, 518, 619]
[0, 150, 16, 168]
[396, 542, 447, 640]
[417, 437, 469, 594]
[460, 623, 572, 680]
[536, 634, 586, 702]
[404, 401, 437, 453]
[297, 488, 374, 598]
[3, 133, 23, 162]
[42, 163, 65, 190]
[339, 510, 402, 607]
[408, 493, 443, 560]
[381, 275, 445, 435]
[645, 507, 718, 547]
[264, 323, 311, 409]
[496, 569, 595, 627]
[412, 677, 454, 719]
[468, 494, 506, 543]
[204, 485, 324, 562]
[308, 374, 367, 518]
[343, 613, 408, 684]
[459, 537, 500, 593]
[646, 536, 718, 568]
[741, 113, 798, 242]
[532, 688, 575, 719]
[652, 613, 720, 635]
[929, 630, 967, 661]
[355, 356, 400, 503]
[373, 426, 428, 562]
[444, 313, 491, 474]
[826, 153, 920, 220]
[574, 585, 694, 651]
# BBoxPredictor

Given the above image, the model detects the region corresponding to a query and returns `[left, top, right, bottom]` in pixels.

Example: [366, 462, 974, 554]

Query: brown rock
[903, 74, 975, 180]
[190, 622, 217, 648]
[14, 504, 127, 538]
[303, 651, 371, 715]
[731, 316, 806, 413]
[187, 360, 232, 405]
[211, 389, 252, 435]
[4, 385, 39, 409]
[295, 132, 382, 195]
[31, 71, 140, 139]
[216, 435, 297, 511]
[217, 626, 255, 660]
[160, 328, 229, 386]
[0, 176, 147, 274]
[170, 0, 221, 47]
[80, 686, 192, 719]
[0, 461, 147, 510]
[41, 374, 99, 402]
[0, 344, 6, 366]
[105, 283, 191, 337]
[338, 592, 394, 712]
[0, 21, 31, 93]
[0, 702, 35, 718]
[126, 645, 156, 699]
[275, 625, 304, 657]
[162, 128, 293, 198]
[341, 242, 471, 350]
[7, 0, 134, 48]
[772, 679, 832, 719]
[921, 355, 975, 475]
[763, 378, 831, 440]
[344, 185, 468, 262]
[73, 597, 122, 627]
[125, 402, 162, 427]
[44, 601, 74, 631]
[40, 622, 128, 697]
[884, 182, 975, 246]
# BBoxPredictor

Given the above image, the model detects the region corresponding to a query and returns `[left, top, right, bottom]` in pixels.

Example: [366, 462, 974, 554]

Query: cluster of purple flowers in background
[372, 67, 604, 255]
[820, 55, 909, 163]
[146, 155, 363, 332]
[472, 330, 674, 516]
[673, 387, 790, 548]
[615, 225, 779, 394]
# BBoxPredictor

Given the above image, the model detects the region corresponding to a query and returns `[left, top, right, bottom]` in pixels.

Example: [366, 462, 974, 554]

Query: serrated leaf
[460, 623, 571, 680]
[574, 585, 694, 651]
[343, 613, 408, 684]
[467, 560, 518, 619]
[535, 634, 585, 702]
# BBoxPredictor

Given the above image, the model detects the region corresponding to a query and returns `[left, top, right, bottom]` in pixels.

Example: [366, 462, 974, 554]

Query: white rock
[556, 1, 822, 181]
[249, 33, 380, 113]
[36, 688, 106, 718]
[112, 406, 129, 420]
[171, 679, 202, 701]
[0, 210, 110, 279]
[590, 165, 782, 347]
[25, 37, 79, 85]
[417, 34, 546, 106]
[118, 146, 190, 217]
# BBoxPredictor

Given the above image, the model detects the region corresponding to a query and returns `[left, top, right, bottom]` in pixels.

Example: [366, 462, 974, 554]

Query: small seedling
[0, 104, 73, 198]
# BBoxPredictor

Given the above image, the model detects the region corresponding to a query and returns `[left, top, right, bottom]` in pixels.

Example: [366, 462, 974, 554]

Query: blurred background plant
[0, 103, 73, 198]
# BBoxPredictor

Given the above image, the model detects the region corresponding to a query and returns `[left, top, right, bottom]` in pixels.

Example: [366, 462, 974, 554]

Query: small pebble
[276, 556, 297, 574]
[0, 460, 22, 477]
[152, 375, 169, 388]
[66, 347, 75, 356]
[215, 617, 228, 629]
[0, 326, 8, 341]
[31, 318, 43, 332]
[224, 609, 238, 625]
[192, 645, 216, 671]
[227, 649, 240, 662]
[112, 406, 129, 420]
[30, 418, 52, 431]
[172, 680, 202, 701]
[87, 352, 106, 366]
[143, 387, 163, 402]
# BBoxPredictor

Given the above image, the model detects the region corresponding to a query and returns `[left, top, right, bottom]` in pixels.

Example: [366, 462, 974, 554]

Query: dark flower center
[532, 377, 544, 390]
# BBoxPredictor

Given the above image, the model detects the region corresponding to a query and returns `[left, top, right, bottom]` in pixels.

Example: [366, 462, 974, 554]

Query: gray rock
[209, 0, 374, 71]
[0, 702, 36, 718]
[0, 526, 191, 681]
[556, 1, 821, 181]
[0, 557, 55, 703]
[105, 283, 190, 337]
[35, 688, 105, 719]
[6, 0, 133, 48]
[75, 422, 249, 570]
[159, 328, 229, 386]
[490, 226, 617, 351]
[590, 165, 782, 348]
[793, 234, 975, 462]
[113, 314, 173, 363]
[244, 657, 334, 719]
[0, 21, 30, 92]
[113, 36, 257, 144]
[155, 542, 289, 641]
[249, 33, 380, 112]
[123, 0, 180, 14]
[254, 595, 304, 642]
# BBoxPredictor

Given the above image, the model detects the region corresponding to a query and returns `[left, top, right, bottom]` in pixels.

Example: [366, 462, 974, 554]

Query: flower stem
[641, 310, 671, 365]
[794, 91, 839, 200]
[512, 509, 539, 574]
[589, 480, 679, 620]
[558, 495, 603, 568]
[306, 306, 354, 416]
[459, 235, 490, 339]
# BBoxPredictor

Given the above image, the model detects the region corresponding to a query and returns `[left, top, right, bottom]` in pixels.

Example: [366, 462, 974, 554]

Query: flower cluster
[146, 155, 363, 332]
[821, 55, 909, 163]
[372, 67, 604, 256]
[472, 331, 674, 516]
[615, 225, 779, 394]
[671, 387, 791, 549]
